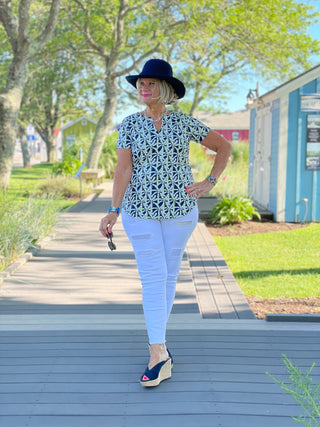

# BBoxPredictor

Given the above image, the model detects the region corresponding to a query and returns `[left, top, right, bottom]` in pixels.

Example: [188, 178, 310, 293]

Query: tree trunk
[0, 88, 24, 189]
[18, 123, 31, 168]
[86, 75, 118, 169]
[189, 82, 203, 117]
[0, 0, 60, 188]
[36, 125, 56, 163]
[45, 131, 56, 163]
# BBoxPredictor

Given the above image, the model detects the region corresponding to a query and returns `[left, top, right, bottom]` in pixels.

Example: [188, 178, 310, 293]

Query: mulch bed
[205, 219, 307, 237]
[246, 297, 320, 320]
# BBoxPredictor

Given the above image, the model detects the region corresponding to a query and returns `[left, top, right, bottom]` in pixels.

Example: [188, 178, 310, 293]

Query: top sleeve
[184, 115, 210, 143]
[116, 116, 132, 149]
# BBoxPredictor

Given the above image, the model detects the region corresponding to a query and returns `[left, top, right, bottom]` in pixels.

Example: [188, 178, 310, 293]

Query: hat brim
[126, 74, 185, 99]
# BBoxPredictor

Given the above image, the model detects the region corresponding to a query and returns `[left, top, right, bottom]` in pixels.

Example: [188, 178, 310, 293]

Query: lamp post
[246, 82, 260, 105]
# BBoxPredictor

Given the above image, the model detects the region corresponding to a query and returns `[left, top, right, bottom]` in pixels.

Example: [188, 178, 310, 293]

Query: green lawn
[10, 163, 54, 195]
[214, 223, 320, 299]
[8, 163, 89, 209]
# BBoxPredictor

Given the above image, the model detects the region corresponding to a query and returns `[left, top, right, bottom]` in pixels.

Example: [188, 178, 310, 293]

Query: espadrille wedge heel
[140, 359, 172, 387]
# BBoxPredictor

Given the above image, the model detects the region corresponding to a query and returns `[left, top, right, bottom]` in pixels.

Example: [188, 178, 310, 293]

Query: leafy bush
[51, 142, 82, 176]
[0, 194, 61, 272]
[38, 175, 92, 199]
[209, 196, 261, 225]
[52, 132, 118, 180]
[267, 356, 320, 426]
[51, 157, 82, 176]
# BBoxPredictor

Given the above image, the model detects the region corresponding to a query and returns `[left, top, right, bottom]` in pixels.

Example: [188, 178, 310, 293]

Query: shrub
[267, 356, 320, 426]
[0, 194, 61, 272]
[38, 175, 92, 199]
[209, 196, 261, 225]
[52, 132, 118, 180]
[51, 142, 82, 176]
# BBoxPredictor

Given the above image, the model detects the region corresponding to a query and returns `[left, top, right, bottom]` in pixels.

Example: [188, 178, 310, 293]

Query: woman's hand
[99, 212, 118, 237]
[185, 179, 215, 199]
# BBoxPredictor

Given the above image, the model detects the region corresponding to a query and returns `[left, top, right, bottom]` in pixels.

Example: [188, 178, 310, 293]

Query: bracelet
[206, 175, 217, 186]
[108, 206, 120, 215]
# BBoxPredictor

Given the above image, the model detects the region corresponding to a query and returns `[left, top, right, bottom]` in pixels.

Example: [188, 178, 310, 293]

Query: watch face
[109, 207, 120, 214]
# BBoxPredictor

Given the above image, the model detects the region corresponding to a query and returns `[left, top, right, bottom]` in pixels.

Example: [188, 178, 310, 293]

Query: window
[232, 131, 239, 141]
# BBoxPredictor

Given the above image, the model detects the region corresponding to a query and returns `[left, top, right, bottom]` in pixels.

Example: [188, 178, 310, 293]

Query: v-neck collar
[140, 110, 172, 134]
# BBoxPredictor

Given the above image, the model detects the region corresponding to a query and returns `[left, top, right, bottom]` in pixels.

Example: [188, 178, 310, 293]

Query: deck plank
[186, 222, 256, 319]
[1, 325, 319, 426]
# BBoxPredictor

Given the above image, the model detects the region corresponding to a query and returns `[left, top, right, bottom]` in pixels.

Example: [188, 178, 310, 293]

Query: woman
[99, 59, 232, 387]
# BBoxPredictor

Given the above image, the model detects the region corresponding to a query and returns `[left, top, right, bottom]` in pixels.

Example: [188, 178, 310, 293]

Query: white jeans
[122, 206, 198, 344]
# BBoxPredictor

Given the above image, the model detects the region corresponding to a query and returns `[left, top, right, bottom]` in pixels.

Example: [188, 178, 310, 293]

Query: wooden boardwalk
[186, 222, 255, 319]
[1, 315, 320, 427]
[1, 186, 320, 427]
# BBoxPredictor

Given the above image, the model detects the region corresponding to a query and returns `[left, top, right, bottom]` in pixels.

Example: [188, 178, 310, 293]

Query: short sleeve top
[116, 111, 210, 219]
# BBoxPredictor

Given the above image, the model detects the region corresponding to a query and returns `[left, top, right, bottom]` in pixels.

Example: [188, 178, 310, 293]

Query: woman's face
[137, 78, 161, 105]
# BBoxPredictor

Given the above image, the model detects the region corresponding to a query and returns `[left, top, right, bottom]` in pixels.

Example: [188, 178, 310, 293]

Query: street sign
[74, 164, 86, 178]
[27, 124, 34, 135]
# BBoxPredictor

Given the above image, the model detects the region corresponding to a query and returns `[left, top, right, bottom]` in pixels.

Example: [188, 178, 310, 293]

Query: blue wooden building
[247, 65, 320, 222]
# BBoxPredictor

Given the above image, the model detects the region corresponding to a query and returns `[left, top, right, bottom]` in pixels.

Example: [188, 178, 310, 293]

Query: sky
[115, 0, 320, 121]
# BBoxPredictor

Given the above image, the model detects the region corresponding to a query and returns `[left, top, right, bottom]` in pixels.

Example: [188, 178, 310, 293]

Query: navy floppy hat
[126, 59, 185, 99]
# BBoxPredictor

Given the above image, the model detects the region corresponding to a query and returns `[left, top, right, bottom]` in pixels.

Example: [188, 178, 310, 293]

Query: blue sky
[115, 0, 320, 121]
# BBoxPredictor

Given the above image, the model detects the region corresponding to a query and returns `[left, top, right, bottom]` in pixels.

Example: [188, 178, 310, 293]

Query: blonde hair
[137, 78, 179, 105]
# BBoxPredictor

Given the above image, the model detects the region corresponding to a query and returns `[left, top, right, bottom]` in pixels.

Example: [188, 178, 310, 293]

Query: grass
[0, 193, 61, 271]
[9, 163, 54, 194]
[1, 163, 93, 272]
[214, 223, 320, 299]
[8, 163, 91, 208]
[190, 141, 249, 198]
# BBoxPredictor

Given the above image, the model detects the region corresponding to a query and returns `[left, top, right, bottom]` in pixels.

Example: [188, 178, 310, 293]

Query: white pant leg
[161, 205, 198, 321]
[122, 212, 167, 344]
[122, 206, 198, 344]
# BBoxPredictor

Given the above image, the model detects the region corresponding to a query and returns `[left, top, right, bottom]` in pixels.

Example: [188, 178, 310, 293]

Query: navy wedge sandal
[140, 359, 172, 387]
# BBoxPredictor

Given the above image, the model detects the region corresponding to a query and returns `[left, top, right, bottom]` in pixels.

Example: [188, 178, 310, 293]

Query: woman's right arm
[99, 148, 132, 236]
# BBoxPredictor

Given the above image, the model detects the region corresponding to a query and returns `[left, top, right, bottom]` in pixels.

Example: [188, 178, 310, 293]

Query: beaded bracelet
[206, 175, 217, 186]
[108, 206, 120, 214]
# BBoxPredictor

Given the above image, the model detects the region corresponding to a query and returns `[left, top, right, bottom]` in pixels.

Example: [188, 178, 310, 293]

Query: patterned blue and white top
[116, 111, 210, 219]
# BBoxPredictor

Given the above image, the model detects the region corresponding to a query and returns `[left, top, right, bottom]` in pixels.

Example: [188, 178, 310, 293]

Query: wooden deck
[1, 315, 320, 427]
[186, 222, 255, 319]
[1, 185, 319, 426]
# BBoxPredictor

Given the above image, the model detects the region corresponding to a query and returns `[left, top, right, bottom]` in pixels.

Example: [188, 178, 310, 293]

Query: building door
[253, 105, 272, 209]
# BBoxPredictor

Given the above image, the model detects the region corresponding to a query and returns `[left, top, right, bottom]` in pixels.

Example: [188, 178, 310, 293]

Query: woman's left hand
[185, 180, 214, 199]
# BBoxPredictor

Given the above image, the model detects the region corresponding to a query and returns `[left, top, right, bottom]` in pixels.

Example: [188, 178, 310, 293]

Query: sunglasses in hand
[106, 230, 116, 251]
